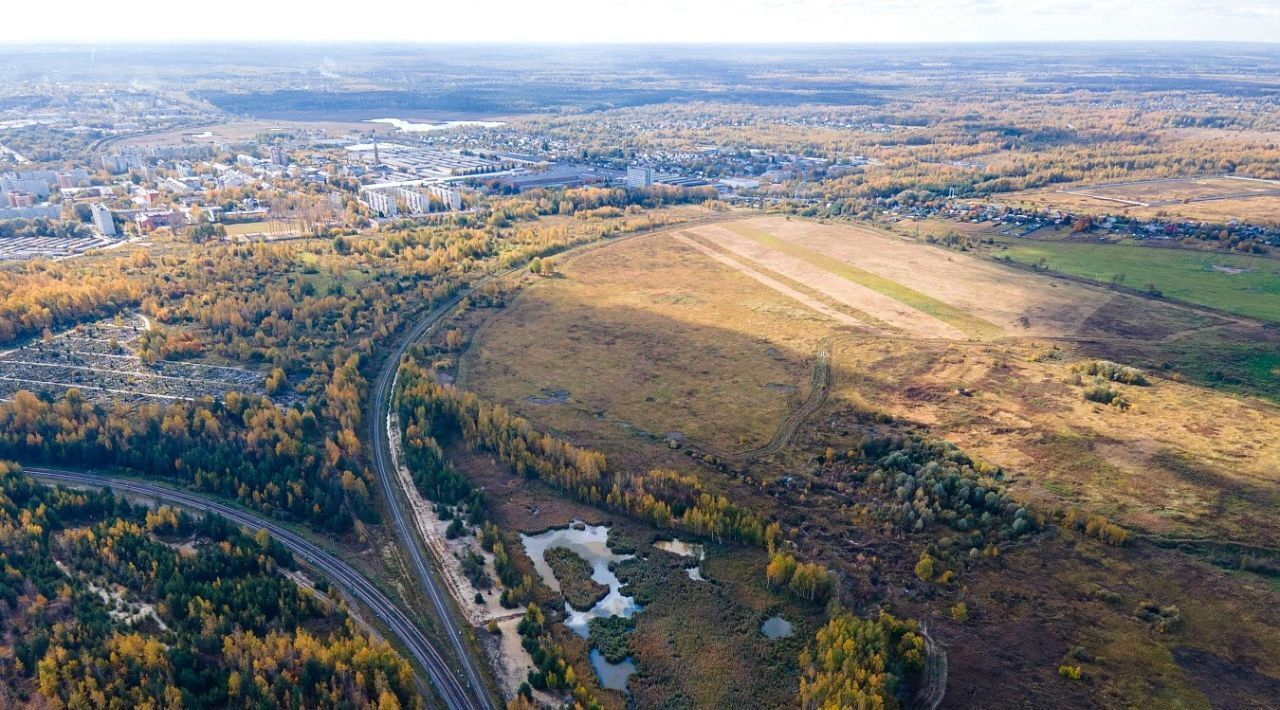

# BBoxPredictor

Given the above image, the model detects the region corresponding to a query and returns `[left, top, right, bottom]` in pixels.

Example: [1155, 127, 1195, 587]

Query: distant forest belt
[723, 222, 1003, 339]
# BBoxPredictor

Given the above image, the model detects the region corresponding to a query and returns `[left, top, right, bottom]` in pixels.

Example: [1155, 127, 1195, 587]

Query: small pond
[761, 615, 794, 640]
[521, 522, 641, 690]
[521, 522, 640, 636]
[590, 649, 636, 691]
[656, 537, 707, 581]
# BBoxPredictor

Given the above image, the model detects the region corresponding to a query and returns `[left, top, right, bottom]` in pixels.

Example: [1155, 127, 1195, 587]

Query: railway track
[366, 211, 749, 709]
[24, 467, 481, 710]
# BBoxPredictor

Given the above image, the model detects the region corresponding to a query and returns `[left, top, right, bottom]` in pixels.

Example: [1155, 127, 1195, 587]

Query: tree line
[394, 358, 772, 548]
[0, 385, 370, 533]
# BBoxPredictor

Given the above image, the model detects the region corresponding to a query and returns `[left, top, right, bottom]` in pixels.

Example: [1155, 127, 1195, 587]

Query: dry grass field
[223, 219, 304, 238]
[463, 215, 1280, 543]
[456, 214, 1280, 708]
[1008, 176, 1280, 224]
[459, 228, 831, 457]
[829, 335, 1280, 545]
[1065, 176, 1280, 205]
[692, 216, 1109, 339]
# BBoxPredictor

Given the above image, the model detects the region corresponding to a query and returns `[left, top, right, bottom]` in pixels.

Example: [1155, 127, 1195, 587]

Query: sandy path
[387, 397, 532, 699]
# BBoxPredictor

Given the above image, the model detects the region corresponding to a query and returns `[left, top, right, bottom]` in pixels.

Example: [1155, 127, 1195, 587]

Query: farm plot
[0, 314, 265, 403]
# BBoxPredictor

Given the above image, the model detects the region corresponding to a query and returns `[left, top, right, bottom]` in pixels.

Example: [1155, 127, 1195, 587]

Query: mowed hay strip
[724, 222, 1004, 340]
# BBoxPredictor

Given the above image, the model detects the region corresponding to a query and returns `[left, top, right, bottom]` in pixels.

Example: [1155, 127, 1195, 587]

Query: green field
[998, 241, 1280, 324]
[223, 219, 302, 237]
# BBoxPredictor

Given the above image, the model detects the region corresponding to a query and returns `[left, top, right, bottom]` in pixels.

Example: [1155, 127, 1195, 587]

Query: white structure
[399, 188, 430, 215]
[159, 177, 193, 195]
[626, 166, 653, 188]
[0, 176, 51, 199]
[0, 205, 59, 220]
[90, 202, 116, 236]
[361, 188, 398, 217]
[383, 185, 463, 215]
[428, 184, 462, 211]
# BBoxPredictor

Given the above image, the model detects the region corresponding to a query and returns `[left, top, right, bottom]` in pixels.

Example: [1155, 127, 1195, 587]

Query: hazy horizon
[5, 0, 1279, 44]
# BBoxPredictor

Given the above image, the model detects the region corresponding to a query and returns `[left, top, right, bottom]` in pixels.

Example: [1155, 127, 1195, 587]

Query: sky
[3, 0, 1278, 44]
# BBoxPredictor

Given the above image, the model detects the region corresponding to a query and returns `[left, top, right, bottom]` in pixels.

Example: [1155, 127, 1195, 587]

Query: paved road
[365, 213, 746, 710]
[24, 467, 481, 710]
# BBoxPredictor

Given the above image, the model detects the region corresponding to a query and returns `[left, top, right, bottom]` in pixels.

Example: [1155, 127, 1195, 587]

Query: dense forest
[0, 202, 701, 537]
[0, 461, 419, 709]
[0, 382, 368, 533]
[797, 611, 925, 710]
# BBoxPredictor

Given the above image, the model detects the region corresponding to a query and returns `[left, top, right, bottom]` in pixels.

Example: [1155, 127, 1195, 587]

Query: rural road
[914, 621, 948, 710]
[23, 466, 482, 710]
[683, 337, 833, 466]
[366, 212, 748, 709]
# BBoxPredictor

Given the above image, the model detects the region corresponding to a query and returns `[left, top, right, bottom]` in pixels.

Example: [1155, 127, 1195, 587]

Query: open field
[692, 216, 1117, 340]
[456, 214, 1280, 708]
[996, 240, 1280, 324]
[1007, 176, 1280, 224]
[827, 334, 1280, 545]
[223, 219, 306, 238]
[459, 228, 830, 457]
[1061, 176, 1280, 206]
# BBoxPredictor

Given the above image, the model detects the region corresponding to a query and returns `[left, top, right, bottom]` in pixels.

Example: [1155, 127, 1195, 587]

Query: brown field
[456, 215, 1280, 708]
[690, 216, 1111, 339]
[1065, 176, 1280, 205]
[460, 227, 830, 457]
[463, 215, 1280, 542]
[828, 335, 1280, 545]
[223, 219, 304, 238]
[1007, 176, 1280, 224]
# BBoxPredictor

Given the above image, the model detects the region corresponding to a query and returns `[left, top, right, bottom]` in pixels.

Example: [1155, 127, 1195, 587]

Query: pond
[656, 537, 708, 581]
[521, 523, 642, 691]
[654, 538, 705, 560]
[590, 649, 636, 691]
[761, 615, 794, 640]
[521, 522, 641, 637]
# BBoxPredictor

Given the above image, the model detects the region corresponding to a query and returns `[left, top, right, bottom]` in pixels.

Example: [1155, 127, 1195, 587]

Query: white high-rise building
[428, 184, 462, 211]
[626, 165, 653, 188]
[399, 188, 430, 215]
[90, 203, 116, 236]
[361, 188, 398, 217]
